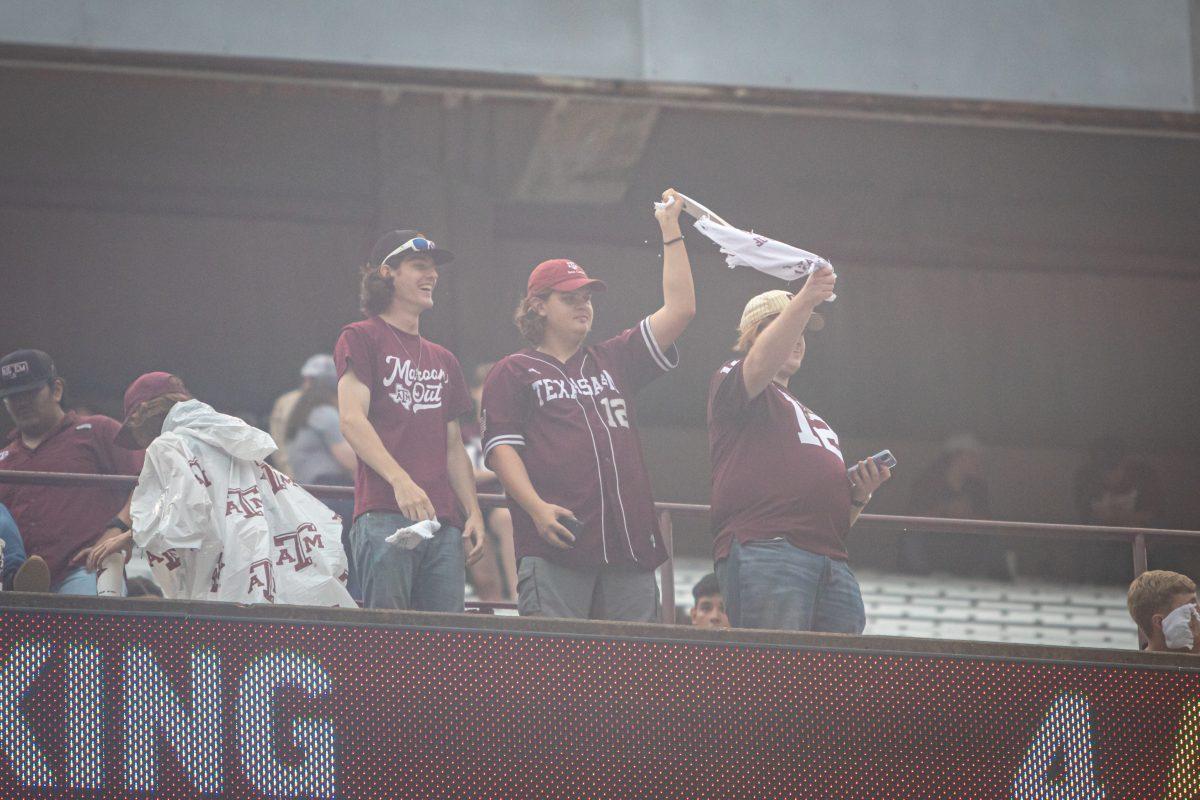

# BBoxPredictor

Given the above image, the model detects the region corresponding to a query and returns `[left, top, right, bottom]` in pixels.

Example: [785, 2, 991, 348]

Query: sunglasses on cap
[381, 237, 438, 266]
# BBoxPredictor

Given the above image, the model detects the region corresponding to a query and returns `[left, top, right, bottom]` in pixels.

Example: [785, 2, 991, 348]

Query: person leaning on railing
[707, 271, 892, 633]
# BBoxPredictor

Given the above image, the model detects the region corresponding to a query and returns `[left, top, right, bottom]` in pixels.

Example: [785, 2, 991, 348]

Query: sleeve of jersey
[334, 325, 375, 385]
[479, 363, 529, 465]
[709, 360, 754, 423]
[444, 355, 474, 421]
[602, 316, 680, 394]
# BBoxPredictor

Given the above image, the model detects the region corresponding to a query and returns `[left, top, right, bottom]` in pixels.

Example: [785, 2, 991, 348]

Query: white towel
[694, 216, 834, 289]
[386, 519, 441, 550]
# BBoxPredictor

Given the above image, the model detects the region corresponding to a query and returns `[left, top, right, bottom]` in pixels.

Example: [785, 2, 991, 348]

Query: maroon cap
[526, 259, 607, 299]
[115, 372, 191, 449]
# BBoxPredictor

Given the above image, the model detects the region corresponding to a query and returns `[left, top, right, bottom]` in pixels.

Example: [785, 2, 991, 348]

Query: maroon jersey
[0, 412, 143, 584]
[334, 317, 472, 524]
[481, 317, 676, 570]
[708, 359, 851, 562]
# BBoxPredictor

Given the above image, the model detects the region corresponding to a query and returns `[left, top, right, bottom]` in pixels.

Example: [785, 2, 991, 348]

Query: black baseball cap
[369, 229, 454, 267]
[0, 349, 57, 399]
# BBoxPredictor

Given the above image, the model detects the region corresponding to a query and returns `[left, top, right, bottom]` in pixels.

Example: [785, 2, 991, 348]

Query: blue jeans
[350, 511, 465, 612]
[54, 566, 98, 596]
[716, 539, 865, 633]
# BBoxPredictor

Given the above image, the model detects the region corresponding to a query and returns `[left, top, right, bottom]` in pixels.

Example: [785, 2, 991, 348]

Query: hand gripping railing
[3, 469, 1197, 634]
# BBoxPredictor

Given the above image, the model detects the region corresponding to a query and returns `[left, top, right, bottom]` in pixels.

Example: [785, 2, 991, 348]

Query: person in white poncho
[95, 372, 354, 607]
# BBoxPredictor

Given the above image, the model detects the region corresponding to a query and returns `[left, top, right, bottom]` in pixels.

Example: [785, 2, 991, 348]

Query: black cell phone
[560, 515, 582, 543]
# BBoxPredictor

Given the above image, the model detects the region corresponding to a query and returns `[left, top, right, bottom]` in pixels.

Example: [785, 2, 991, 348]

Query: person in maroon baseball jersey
[482, 188, 696, 621]
[708, 273, 892, 632]
[0, 349, 142, 594]
[335, 230, 485, 611]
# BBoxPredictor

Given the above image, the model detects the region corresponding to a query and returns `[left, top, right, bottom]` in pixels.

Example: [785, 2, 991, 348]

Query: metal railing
[2, 469, 1197, 630]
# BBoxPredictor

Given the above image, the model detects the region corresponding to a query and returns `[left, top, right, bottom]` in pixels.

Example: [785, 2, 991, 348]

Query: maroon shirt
[335, 317, 472, 525]
[481, 317, 677, 570]
[708, 359, 851, 562]
[0, 412, 143, 584]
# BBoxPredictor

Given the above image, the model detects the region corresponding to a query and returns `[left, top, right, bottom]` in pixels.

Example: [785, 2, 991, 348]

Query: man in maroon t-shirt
[335, 229, 484, 611]
[708, 272, 892, 632]
[481, 188, 696, 622]
[0, 349, 142, 594]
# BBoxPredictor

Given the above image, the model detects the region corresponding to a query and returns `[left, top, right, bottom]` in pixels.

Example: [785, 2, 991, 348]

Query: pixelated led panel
[0, 609, 1198, 800]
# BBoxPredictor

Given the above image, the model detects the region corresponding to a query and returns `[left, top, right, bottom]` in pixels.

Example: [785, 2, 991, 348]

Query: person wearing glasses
[480, 189, 696, 621]
[335, 230, 485, 610]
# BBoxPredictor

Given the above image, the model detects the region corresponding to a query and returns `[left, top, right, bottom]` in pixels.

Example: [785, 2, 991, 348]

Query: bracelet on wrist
[106, 516, 131, 533]
[851, 495, 871, 509]
[663, 235, 684, 247]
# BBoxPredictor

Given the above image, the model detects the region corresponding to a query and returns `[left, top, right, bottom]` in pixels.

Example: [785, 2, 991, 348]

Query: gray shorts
[516, 557, 659, 622]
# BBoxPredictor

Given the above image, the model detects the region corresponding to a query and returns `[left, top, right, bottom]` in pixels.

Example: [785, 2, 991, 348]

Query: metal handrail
[2, 469, 1195, 626]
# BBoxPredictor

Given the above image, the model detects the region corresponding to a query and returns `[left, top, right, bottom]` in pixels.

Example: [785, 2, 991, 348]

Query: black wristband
[663, 235, 684, 247]
[106, 516, 130, 533]
[851, 497, 870, 509]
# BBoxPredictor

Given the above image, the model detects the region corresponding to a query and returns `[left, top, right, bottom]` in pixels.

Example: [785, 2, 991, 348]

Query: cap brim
[114, 420, 140, 450]
[429, 248, 454, 265]
[0, 381, 46, 400]
[551, 276, 607, 294]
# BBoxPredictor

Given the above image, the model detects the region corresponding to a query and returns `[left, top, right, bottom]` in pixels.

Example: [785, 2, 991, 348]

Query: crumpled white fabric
[1163, 602, 1198, 650]
[131, 399, 354, 607]
[385, 519, 441, 550]
[693, 216, 835, 296]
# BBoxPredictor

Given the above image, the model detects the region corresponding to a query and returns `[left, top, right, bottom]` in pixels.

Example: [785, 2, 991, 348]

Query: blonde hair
[1127, 570, 1196, 636]
[514, 294, 549, 345]
[733, 316, 775, 353]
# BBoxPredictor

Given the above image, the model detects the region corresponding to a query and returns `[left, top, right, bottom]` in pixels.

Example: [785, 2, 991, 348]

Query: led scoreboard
[1, 595, 1198, 799]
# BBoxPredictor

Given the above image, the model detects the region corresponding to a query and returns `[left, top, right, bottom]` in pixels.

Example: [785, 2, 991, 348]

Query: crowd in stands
[0, 191, 1188, 653]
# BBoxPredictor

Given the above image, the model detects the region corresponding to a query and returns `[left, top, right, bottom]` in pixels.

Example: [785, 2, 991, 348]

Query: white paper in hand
[386, 519, 441, 550]
[694, 216, 834, 292]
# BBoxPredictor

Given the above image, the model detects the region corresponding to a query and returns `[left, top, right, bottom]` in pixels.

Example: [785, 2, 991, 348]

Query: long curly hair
[359, 262, 395, 317]
[514, 294, 549, 345]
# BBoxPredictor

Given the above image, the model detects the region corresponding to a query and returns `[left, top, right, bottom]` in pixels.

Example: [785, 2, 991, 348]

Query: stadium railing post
[658, 510, 676, 625]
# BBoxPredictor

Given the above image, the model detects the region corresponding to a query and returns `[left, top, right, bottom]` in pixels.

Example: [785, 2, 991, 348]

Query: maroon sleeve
[480, 360, 531, 467]
[442, 353, 473, 422]
[708, 359, 755, 424]
[594, 316, 679, 395]
[335, 324, 376, 386]
[91, 416, 145, 476]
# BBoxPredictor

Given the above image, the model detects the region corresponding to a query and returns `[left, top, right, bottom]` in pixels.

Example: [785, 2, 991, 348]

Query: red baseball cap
[115, 371, 192, 449]
[526, 259, 607, 299]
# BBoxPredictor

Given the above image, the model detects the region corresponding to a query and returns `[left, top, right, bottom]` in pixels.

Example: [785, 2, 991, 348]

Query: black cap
[0, 349, 57, 399]
[369, 229, 454, 267]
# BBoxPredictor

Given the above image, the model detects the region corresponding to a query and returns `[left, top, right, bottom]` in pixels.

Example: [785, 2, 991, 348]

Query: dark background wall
[2, 64, 1198, 561]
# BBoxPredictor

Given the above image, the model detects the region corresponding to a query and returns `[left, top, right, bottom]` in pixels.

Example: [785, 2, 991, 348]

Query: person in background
[269, 354, 336, 477]
[689, 572, 729, 629]
[0, 503, 30, 589]
[903, 434, 1009, 580]
[284, 353, 359, 599]
[708, 277, 892, 634]
[1074, 438, 1165, 584]
[482, 188, 696, 622]
[336, 229, 485, 611]
[0, 349, 142, 595]
[462, 362, 516, 602]
[1127, 570, 1199, 654]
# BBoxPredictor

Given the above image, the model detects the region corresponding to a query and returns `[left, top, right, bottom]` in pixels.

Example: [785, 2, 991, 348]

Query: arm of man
[487, 444, 576, 550]
[741, 266, 836, 398]
[337, 368, 436, 521]
[75, 492, 135, 573]
[646, 188, 697, 350]
[446, 420, 485, 564]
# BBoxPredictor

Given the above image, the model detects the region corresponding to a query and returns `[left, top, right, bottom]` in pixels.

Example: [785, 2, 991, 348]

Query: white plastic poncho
[130, 399, 355, 607]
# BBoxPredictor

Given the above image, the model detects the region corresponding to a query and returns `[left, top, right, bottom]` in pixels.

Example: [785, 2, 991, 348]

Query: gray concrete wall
[0, 0, 1196, 111]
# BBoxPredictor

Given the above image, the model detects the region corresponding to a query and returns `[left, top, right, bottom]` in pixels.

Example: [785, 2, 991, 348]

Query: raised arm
[741, 266, 836, 398]
[646, 188, 697, 350]
[337, 368, 436, 521]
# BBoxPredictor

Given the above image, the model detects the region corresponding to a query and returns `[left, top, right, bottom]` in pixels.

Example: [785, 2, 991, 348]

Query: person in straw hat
[707, 266, 891, 632]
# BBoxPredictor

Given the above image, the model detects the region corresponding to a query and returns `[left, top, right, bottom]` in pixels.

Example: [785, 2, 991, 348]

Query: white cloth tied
[386, 519, 441, 550]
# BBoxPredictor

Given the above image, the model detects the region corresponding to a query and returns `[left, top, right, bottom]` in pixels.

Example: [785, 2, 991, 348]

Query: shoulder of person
[424, 339, 461, 364]
[74, 413, 122, 435]
[338, 317, 379, 340]
[307, 404, 340, 426]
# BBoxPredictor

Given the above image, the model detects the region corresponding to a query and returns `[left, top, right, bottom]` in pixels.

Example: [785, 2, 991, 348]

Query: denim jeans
[350, 511, 465, 611]
[54, 566, 99, 596]
[716, 538, 865, 633]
